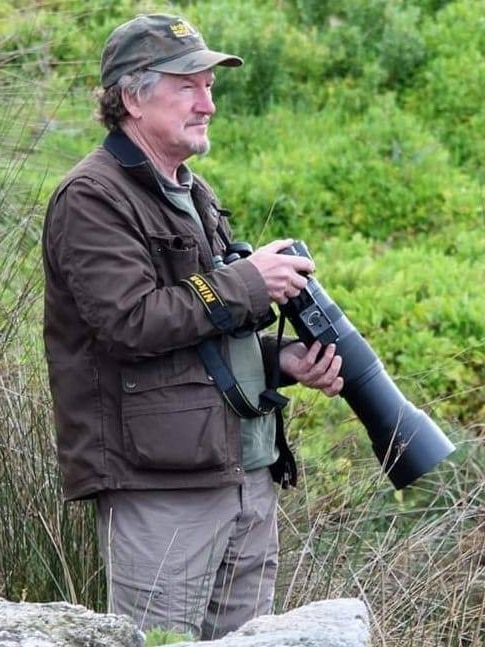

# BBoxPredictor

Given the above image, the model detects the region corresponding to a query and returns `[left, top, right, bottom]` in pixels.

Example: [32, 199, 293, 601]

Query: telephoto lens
[279, 241, 455, 489]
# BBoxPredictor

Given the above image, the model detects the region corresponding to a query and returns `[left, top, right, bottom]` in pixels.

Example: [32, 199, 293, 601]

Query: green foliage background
[0, 0, 484, 641]
[3, 0, 482, 428]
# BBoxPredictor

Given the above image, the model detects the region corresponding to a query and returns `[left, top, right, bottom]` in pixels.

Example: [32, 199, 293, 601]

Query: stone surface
[0, 596, 370, 647]
[0, 598, 145, 647]
[176, 598, 370, 647]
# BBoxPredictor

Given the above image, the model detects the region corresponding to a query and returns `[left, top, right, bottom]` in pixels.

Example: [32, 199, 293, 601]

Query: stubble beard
[190, 138, 211, 156]
[185, 119, 211, 157]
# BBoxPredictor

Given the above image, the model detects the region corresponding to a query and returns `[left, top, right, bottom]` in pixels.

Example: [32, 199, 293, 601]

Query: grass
[276, 437, 484, 646]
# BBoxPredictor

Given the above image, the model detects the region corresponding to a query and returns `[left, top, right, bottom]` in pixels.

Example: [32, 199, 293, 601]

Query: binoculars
[278, 241, 455, 489]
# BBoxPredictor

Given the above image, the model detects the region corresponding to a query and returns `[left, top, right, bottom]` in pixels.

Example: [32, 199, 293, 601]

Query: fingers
[278, 340, 344, 397]
[247, 239, 315, 304]
[279, 274, 309, 303]
[316, 343, 343, 383]
[297, 342, 344, 395]
[259, 239, 295, 253]
[297, 341, 334, 372]
[322, 375, 344, 397]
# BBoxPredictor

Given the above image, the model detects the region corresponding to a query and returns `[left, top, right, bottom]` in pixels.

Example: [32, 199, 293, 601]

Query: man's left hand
[279, 341, 343, 397]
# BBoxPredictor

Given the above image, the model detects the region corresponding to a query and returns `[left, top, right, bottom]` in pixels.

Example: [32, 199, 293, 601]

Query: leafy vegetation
[0, 0, 483, 645]
[145, 627, 193, 646]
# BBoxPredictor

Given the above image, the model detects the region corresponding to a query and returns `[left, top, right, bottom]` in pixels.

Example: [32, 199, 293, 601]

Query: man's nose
[195, 88, 216, 115]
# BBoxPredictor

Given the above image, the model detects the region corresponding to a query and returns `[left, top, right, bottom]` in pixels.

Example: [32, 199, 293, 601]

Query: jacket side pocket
[120, 364, 227, 471]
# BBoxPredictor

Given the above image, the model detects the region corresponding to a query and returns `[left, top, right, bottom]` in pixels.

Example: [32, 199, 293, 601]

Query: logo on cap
[169, 20, 198, 39]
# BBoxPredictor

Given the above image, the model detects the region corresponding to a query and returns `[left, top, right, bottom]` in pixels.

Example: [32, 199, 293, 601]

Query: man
[42, 13, 343, 640]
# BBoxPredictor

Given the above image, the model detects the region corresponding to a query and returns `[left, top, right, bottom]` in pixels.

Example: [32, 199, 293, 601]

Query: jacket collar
[103, 129, 148, 167]
[103, 129, 228, 243]
[104, 129, 166, 199]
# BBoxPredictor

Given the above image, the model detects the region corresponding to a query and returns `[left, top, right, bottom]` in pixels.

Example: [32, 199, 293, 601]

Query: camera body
[279, 241, 455, 489]
[214, 241, 276, 336]
[213, 241, 254, 268]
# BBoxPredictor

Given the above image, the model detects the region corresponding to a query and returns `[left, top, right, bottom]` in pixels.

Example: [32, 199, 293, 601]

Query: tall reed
[276, 428, 484, 646]
[0, 90, 105, 607]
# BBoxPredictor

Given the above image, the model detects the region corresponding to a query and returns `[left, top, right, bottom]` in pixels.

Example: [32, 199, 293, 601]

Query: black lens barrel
[279, 241, 455, 489]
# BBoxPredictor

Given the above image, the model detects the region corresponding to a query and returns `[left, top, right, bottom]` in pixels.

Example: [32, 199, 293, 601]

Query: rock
[0, 597, 370, 647]
[0, 598, 145, 647]
[176, 598, 370, 647]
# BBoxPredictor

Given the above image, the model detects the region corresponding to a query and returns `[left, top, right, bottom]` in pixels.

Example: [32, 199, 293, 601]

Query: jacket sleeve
[45, 177, 270, 359]
[260, 334, 299, 388]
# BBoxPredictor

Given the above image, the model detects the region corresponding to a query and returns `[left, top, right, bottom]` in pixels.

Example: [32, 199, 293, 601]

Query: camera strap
[180, 225, 288, 418]
[180, 273, 234, 332]
[197, 337, 289, 419]
[196, 311, 289, 419]
[197, 320, 297, 487]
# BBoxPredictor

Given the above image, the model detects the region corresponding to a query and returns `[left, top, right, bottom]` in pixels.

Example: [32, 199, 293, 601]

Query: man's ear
[121, 87, 142, 119]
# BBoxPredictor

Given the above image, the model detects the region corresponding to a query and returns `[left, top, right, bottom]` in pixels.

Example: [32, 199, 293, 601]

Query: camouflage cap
[100, 14, 243, 88]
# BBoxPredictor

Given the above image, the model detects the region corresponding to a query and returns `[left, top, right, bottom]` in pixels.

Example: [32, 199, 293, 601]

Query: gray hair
[95, 70, 163, 131]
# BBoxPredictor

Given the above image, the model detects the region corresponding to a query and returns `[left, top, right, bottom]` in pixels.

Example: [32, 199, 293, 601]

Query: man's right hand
[247, 239, 315, 304]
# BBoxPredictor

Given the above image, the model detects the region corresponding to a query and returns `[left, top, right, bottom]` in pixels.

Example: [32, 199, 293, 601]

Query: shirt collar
[158, 164, 193, 192]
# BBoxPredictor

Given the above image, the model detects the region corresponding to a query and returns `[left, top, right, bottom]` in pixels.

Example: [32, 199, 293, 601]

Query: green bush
[377, 3, 426, 88]
[197, 96, 479, 242]
[403, 0, 485, 171]
[285, 0, 427, 90]
[145, 626, 193, 645]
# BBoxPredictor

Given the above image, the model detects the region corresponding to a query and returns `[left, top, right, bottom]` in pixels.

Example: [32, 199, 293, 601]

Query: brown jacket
[43, 130, 295, 501]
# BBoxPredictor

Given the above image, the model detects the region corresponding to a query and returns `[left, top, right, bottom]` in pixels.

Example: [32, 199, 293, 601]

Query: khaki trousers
[96, 467, 278, 640]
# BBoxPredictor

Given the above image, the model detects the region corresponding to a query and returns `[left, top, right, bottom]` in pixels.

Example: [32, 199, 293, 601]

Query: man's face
[134, 69, 216, 163]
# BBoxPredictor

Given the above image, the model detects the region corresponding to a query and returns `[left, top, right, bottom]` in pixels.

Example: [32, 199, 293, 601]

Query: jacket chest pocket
[149, 234, 199, 286]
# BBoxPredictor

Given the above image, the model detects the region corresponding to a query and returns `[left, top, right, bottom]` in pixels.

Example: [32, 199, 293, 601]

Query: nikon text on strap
[180, 273, 234, 332]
